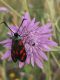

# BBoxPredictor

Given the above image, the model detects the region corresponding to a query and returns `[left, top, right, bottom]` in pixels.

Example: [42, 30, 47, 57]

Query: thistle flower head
[0, 10, 57, 69]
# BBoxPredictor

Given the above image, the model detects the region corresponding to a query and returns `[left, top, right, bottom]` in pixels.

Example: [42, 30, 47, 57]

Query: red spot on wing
[21, 53, 26, 60]
[19, 40, 23, 45]
[20, 47, 25, 54]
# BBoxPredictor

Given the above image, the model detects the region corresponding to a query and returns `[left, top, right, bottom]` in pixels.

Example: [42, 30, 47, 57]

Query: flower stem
[21, 0, 29, 12]
[0, 0, 21, 17]
[3, 61, 7, 80]
[46, 52, 52, 80]
[45, 0, 56, 38]
[51, 52, 60, 68]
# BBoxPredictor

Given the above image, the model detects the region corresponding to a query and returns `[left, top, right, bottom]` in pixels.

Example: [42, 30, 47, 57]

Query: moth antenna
[17, 18, 26, 33]
[0, 21, 14, 33]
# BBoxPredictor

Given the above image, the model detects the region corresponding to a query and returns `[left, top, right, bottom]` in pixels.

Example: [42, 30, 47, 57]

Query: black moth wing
[11, 39, 27, 62]
[11, 39, 18, 62]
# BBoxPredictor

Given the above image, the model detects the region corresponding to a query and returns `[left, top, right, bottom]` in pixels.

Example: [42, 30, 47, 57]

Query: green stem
[21, 0, 29, 12]
[51, 52, 60, 68]
[3, 61, 7, 80]
[0, 0, 21, 17]
[46, 52, 51, 80]
[45, 0, 56, 38]
[55, 17, 60, 33]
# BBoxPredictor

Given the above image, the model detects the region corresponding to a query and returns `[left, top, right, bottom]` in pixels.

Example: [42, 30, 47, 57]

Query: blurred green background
[0, 0, 60, 80]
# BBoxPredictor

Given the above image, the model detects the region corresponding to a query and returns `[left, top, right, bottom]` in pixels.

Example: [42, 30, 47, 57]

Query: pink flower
[0, 7, 9, 12]
[0, 12, 57, 69]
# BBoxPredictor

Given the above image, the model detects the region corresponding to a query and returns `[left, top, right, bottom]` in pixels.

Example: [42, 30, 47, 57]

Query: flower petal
[25, 54, 30, 64]
[34, 55, 43, 69]
[25, 43, 32, 54]
[3, 43, 11, 48]
[41, 44, 51, 51]
[37, 33, 52, 38]
[36, 47, 48, 61]
[9, 25, 18, 33]
[22, 12, 31, 21]
[19, 12, 31, 35]
[28, 18, 35, 31]
[31, 53, 34, 67]
[32, 47, 43, 62]
[37, 22, 52, 34]
[30, 21, 40, 31]
[1, 50, 11, 60]
[46, 40, 58, 47]
[0, 39, 12, 44]
[7, 25, 18, 36]
[0, 7, 9, 12]
[19, 62, 24, 68]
